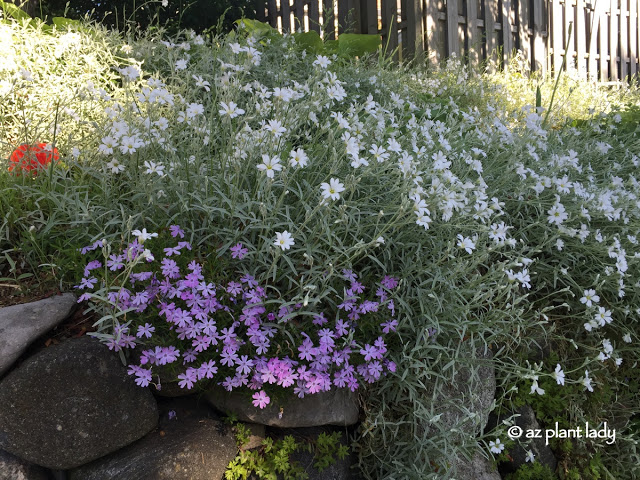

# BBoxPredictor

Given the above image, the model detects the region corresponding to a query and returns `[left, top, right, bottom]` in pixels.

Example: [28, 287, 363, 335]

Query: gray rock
[0, 293, 76, 377]
[241, 423, 266, 450]
[0, 336, 158, 470]
[452, 451, 501, 480]
[69, 404, 237, 480]
[506, 405, 557, 472]
[205, 387, 360, 427]
[0, 449, 49, 480]
[424, 348, 496, 438]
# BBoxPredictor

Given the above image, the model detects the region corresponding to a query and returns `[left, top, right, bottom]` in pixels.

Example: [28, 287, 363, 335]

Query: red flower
[8, 143, 60, 174]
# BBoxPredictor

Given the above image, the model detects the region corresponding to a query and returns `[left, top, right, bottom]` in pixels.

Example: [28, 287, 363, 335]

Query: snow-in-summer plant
[2, 13, 640, 479]
[75, 226, 399, 406]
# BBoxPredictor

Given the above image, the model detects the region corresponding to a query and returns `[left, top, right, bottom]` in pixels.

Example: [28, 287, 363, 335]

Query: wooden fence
[257, 0, 640, 81]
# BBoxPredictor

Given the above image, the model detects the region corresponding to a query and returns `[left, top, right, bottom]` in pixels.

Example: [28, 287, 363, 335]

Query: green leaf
[235, 18, 277, 38]
[0, 0, 31, 20]
[53, 17, 82, 30]
[293, 31, 323, 53]
[338, 33, 381, 57]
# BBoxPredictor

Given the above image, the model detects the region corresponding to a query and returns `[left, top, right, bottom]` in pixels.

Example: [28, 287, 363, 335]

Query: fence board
[621, 0, 629, 79]
[576, 0, 586, 75]
[631, 0, 638, 75]
[382, 0, 399, 59]
[426, 0, 441, 64]
[406, 0, 425, 59]
[610, 0, 619, 79]
[588, 0, 599, 80]
[519, 0, 530, 67]
[600, 2, 610, 80]
[532, 0, 547, 74]
[308, 0, 321, 32]
[564, 0, 574, 71]
[447, 0, 460, 55]
[502, 0, 513, 65]
[467, 0, 480, 66]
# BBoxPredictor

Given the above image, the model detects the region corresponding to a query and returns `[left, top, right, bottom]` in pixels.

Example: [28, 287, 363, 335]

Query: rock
[502, 405, 557, 473]
[0, 293, 76, 377]
[241, 423, 266, 450]
[0, 449, 49, 480]
[424, 348, 496, 439]
[69, 398, 238, 480]
[452, 451, 501, 480]
[205, 387, 360, 427]
[0, 336, 158, 470]
[270, 426, 357, 480]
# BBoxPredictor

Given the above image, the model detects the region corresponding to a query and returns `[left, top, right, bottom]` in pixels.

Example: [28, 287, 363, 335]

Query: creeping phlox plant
[75, 226, 398, 405]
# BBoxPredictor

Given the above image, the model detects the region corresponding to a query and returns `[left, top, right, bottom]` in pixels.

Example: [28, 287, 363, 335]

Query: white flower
[175, 58, 188, 70]
[525, 450, 535, 463]
[257, 154, 282, 178]
[119, 65, 140, 81]
[530, 375, 545, 395]
[313, 55, 331, 68]
[132, 228, 158, 243]
[375, 236, 385, 246]
[580, 289, 600, 307]
[547, 203, 568, 225]
[623, 333, 632, 343]
[143, 160, 165, 177]
[264, 119, 286, 137]
[274, 231, 295, 250]
[106, 159, 125, 174]
[594, 307, 612, 326]
[489, 438, 505, 454]
[219, 101, 245, 118]
[456, 234, 475, 254]
[320, 178, 345, 201]
[581, 370, 594, 392]
[289, 148, 308, 168]
[192, 75, 210, 91]
[553, 364, 565, 386]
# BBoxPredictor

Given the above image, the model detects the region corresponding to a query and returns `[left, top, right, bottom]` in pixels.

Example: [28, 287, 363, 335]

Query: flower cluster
[8, 143, 59, 174]
[76, 226, 398, 407]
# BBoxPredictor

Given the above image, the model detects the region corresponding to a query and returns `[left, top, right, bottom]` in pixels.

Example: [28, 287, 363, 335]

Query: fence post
[406, 0, 425, 60]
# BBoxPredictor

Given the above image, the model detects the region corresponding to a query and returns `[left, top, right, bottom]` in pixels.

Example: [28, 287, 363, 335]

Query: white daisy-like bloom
[289, 148, 308, 168]
[456, 234, 476, 254]
[257, 154, 282, 179]
[132, 228, 158, 243]
[274, 231, 295, 250]
[219, 101, 245, 118]
[106, 159, 125, 174]
[320, 178, 345, 201]
[489, 438, 505, 454]
[580, 289, 600, 307]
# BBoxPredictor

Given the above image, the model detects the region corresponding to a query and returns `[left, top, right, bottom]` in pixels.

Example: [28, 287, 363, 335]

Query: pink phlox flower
[183, 348, 197, 363]
[178, 367, 197, 389]
[252, 390, 270, 409]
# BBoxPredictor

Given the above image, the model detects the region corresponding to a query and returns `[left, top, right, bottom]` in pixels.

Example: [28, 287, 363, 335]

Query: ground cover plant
[2, 6, 640, 479]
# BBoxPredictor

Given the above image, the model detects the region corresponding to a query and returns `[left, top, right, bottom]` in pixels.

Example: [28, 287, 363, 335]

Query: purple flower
[168, 410, 177, 420]
[83, 260, 102, 278]
[342, 269, 357, 281]
[164, 246, 181, 256]
[381, 319, 398, 333]
[75, 276, 97, 290]
[170, 225, 185, 238]
[313, 312, 328, 325]
[381, 275, 399, 289]
[198, 359, 218, 379]
[136, 323, 155, 338]
[252, 390, 270, 409]
[230, 243, 248, 259]
[80, 239, 104, 254]
[178, 368, 197, 389]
